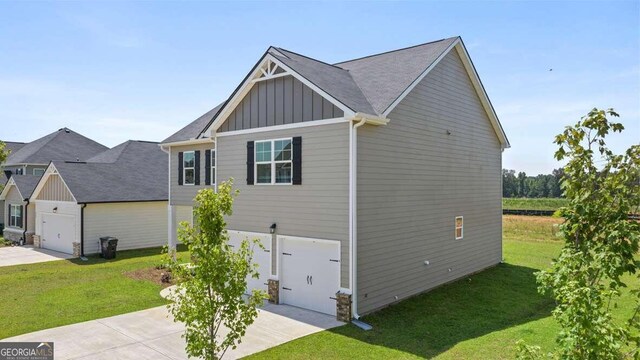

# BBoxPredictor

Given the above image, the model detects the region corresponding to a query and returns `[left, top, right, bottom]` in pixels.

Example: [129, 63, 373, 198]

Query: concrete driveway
[0, 245, 74, 267]
[2, 303, 343, 359]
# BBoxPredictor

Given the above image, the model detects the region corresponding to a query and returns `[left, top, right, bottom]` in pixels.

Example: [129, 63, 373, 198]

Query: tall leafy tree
[165, 180, 267, 360]
[518, 108, 640, 359]
[517, 171, 528, 197]
[0, 141, 8, 192]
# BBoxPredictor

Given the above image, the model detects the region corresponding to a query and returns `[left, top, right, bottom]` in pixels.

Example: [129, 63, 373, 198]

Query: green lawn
[503, 198, 568, 211]
[0, 246, 187, 339]
[248, 215, 639, 359]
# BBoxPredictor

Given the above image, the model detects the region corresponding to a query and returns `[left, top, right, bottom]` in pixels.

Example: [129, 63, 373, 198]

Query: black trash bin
[99, 236, 119, 259]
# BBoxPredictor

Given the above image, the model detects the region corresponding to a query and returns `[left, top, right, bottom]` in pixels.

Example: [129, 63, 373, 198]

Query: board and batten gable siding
[35, 174, 74, 202]
[217, 75, 344, 133]
[169, 143, 215, 206]
[83, 202, 169, 254]
[217, 122, 351, 288]
[356, 49, 503, 314]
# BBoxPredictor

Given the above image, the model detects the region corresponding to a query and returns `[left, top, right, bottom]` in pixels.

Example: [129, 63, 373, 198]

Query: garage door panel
[227, 230, 271, 294]
[279, 236, 340, 316]
[41, 214, 75, 254]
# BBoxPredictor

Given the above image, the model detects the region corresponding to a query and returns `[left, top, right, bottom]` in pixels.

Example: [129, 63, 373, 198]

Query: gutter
[80, 203, 87, 257]
[159, 137, 214, 148]
[22, 198, 29, 245]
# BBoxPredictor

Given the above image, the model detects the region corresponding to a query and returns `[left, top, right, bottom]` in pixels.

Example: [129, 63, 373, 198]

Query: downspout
[80, 203, 87, 257]
[350, 117, 366, 320]
[22, 198, 29, 245]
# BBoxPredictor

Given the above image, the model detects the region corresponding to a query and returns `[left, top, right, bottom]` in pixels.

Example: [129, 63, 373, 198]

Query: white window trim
[9, 204, 22, 228]
[255, 138, 293, 185]
[183, 151, 195, 186]
[33, 168, 45, 176]
[210, 149, 216, 187]
[455, 216, 464, 240]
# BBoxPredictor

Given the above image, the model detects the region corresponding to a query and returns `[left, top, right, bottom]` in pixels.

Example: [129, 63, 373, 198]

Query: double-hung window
[455, 216, 464, 239]
[9, 204, 23, 228]
[255, 139, 292, 185]
[183, 151, 195, 185]
[33, 168, 45, 176]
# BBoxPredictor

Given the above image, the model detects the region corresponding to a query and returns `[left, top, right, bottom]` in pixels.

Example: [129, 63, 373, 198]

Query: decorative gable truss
[31, 164, 76, 203]
[204, 53, 351, 136]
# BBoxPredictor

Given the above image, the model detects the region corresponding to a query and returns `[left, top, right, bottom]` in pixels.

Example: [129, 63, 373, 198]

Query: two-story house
[1, 128, 107, 243]
[161, 36, 509, 321]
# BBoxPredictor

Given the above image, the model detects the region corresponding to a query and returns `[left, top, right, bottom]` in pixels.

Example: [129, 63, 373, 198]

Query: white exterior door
[227, 230, 271, 294]
[279, 235, 340, 316]
[41, 213, 76, 254]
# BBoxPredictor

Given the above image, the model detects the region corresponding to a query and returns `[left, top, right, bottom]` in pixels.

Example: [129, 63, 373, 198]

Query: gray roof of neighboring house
[165, 36, 460, 141]
[4, 141, 26, 156]
[162, 103, 225, 143]
[51, 140, 167, 203]
[5, 128, 107, 166]
[10, 174, 42, 200]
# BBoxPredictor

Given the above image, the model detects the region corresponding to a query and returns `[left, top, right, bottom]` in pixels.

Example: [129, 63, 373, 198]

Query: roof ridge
[334, 36, 458, 65]
[274, 47, 348, 71]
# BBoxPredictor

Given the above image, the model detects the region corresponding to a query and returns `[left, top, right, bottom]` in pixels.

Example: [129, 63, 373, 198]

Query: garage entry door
[227, 230, 271, 294]
[41, 213, 76, 254]
[278, 235, 340, 316]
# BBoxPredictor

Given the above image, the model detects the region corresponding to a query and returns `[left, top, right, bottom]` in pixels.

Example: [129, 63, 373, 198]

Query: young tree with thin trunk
[165, 180, 268, 360]
[517, 108, 640, 359]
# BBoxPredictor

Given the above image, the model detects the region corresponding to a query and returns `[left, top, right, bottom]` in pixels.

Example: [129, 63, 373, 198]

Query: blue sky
[0, 1, 638, 175]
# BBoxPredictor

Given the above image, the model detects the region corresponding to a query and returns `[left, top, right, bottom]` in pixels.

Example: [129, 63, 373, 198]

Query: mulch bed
[124, 267, 174, 288]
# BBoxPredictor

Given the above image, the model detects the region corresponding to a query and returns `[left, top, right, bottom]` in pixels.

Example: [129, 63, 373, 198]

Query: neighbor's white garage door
[278, 235, 340, 316]
[227, 230, 271, 294]
[41, 213, 76, 254]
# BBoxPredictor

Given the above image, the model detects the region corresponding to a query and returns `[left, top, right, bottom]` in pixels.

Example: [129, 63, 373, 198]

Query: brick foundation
[24, 232, 34, 245]
[336, 292, 352, 322]
[72, 242, 81, 257]
[268, 279, 279, 304]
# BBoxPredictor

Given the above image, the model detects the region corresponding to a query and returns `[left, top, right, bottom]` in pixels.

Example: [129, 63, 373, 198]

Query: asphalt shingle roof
[162, 103, 225, 143]
[5, 128, 108, 166]
[164, 36, 462, 140]
[11, 174, 42, 199]
[52, 140, 167, 203]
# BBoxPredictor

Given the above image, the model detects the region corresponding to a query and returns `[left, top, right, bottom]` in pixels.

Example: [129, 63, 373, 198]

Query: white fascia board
[29, 163, 78, 203]
[203, 53, 356, 136]
[0, 178, 19, 200]
[216, 117, 348, 138]
[349, 113, 390, 126]
[159, 138, 215, 148]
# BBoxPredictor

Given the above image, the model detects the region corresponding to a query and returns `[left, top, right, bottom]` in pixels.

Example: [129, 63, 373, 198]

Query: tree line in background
[502, 168, 564, 198]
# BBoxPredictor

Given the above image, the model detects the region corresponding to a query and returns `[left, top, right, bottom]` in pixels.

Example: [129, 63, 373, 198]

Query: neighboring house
[0, 175, 40, 244]
[161, 36, 509, 320]
[1, 128, 107, 236]
[23, 140, 184, 256]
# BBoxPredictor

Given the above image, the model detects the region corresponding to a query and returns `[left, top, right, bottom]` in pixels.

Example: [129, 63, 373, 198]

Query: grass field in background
[502, 198, 568, 211]
[248, 215, 638, 359]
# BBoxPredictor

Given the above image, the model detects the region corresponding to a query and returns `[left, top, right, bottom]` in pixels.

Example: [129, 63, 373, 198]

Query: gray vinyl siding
[169, 143, 215, 206]
[356, 50, 503, 314]
[3, 186, 24, 229]
[218, 75, 344, 133]
[217, 122, 350, 288]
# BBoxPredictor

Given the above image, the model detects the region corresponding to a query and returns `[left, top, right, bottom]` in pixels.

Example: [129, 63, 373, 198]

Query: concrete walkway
[3, 303, 343, 359]
[0, 245, 74, 267]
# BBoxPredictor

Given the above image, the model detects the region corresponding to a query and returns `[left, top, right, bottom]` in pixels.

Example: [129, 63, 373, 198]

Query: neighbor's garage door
[41, 213, 76, 254]
[227, 230, 271, 294]
[278, 235, 340, 316]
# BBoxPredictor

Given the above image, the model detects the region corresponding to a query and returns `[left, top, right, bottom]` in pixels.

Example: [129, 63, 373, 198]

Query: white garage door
[41, 213, 76, 254]
[279, 235, 340, 316]
[227, 230, 271, 294]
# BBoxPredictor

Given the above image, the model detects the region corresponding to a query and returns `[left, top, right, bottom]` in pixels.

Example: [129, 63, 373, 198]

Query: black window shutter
[178, 152, 184, 186]
[194, 150, 201, 186]
[292, 136, 302, 185]
[7, 205, 11, 226]
[246, 141, 254, 185]
[204, 150, 211, 185]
